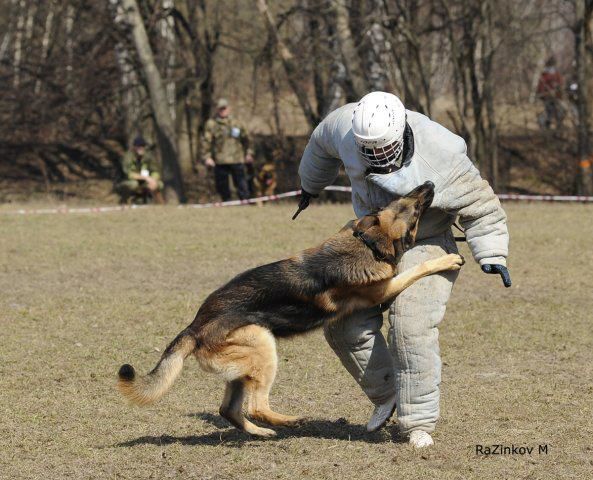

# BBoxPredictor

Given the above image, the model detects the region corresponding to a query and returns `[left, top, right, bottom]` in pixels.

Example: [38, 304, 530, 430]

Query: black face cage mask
[357, 138, 403, 168]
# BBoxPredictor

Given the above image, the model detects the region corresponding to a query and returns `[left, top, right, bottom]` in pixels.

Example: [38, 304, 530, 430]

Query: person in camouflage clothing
[203, 98, 254, 201]
[116, 136, 164, 204]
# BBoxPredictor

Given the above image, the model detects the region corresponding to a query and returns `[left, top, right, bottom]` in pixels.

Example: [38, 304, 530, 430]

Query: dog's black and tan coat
[117, 181, 464, 437]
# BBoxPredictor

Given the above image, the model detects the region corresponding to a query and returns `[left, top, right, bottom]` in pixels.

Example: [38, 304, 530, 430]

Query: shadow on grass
[115, 412, 405, 448]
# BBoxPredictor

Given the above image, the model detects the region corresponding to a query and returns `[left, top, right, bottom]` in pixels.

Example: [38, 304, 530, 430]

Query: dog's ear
[340, 219, 356, 232]
[353, 215, 396, 263]
[353, 214, 379, 234]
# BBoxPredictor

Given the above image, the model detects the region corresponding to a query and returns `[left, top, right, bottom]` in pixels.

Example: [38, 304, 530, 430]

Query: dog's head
[260, 164, 277, 182]
[352, 181, 435, 264]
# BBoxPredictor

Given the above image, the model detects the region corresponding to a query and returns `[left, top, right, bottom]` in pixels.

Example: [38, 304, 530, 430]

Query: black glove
[481, 264, 512, 288]
[292, 189, 317, 220]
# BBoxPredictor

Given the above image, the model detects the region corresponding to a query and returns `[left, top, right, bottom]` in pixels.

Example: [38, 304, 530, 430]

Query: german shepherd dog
[117, 181, 464, 437]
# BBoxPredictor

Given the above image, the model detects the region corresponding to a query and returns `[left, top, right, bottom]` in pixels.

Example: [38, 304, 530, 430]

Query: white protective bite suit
[298, 105, 509, 434]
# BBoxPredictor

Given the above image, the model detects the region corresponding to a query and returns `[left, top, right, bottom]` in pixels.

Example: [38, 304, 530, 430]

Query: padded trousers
[323, 231, 459, 434]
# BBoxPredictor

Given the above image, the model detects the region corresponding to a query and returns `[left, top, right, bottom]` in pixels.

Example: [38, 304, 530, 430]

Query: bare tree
[171, 0, 222, 173]
[35, 0, 55, 95]
[65, 4, 75, 94]
[116, 0, 186, 203]
[433, 0, 502, 188]
[358, 0, 390, 92]
[0, 0, 17, 62]
[332, 0, 367, 100]
[255, 0, 320, 127]
[572, 0, 593, 194]
[12, 0, 25, 88]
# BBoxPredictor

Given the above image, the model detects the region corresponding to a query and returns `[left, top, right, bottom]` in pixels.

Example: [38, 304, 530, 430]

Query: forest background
[2, 0, 593, 203]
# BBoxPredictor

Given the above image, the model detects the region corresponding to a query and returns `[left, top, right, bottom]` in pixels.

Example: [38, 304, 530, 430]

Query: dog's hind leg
[209, 324, 300, 432]
[219, 379, 276, 437]
[244, 331, 303, 427]
[246, 378, 303, 427]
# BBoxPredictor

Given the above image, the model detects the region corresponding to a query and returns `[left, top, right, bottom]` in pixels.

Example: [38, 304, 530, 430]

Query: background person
[202, 98, 254, 201]
[536, 56, 565, 129]
[116, 136, 164, 204]
[296, 91, 511, 448]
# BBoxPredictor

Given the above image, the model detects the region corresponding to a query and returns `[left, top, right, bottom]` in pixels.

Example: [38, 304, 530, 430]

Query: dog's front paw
[440, 253, 465, 271]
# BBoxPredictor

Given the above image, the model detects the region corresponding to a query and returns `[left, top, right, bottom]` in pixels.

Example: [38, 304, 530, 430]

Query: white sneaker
[366, 394, 397, 432]
[409, 430, 434, 448]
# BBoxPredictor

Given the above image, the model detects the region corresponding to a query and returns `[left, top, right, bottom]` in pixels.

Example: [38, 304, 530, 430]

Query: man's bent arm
[298, 123, 342, 195]
[440, 155, 509, 266]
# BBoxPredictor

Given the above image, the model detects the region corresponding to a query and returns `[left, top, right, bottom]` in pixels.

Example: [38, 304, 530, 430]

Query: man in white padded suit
[294, 92, 511, 448]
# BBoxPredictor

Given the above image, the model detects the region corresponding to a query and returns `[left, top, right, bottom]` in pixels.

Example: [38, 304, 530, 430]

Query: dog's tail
[117, 329, 197, 406]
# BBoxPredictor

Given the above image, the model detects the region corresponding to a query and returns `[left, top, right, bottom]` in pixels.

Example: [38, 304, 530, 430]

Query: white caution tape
[0, 191, 302, 215]
[2, 204, 151, 215]
[2, 186, 593, 216]
[183, 190, 301, 209]
[496, 193, 593, 202]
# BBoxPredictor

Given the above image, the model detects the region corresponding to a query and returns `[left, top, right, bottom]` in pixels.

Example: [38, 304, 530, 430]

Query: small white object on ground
[409, 430, 434, 448]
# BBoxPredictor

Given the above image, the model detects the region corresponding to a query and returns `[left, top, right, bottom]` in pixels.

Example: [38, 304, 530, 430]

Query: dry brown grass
[1, 202, 592, 479]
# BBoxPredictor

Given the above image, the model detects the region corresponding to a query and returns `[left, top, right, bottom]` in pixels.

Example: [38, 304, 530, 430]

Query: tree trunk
[160, 0, 177, 123]
[13, 0, 25, 88]
[35, 0, 55, 95]
[481, 1, 498, 190]
[161, 0, 193, 178]
[114, 43, 142, 144]
[119, 0, 186, 203]
[65, 4, 75, 95]
[583, 0, 593, 195]
[198, 46, 215, 128]
[319, 8, 347, 116]
[267, 56, 283, 137]
[485, 87, 498, 190]
[24, 1, 36, 42]
[0, 0, 15, 62]
[575, 0, 593, 195]
[363, 0, 389, 91]
[193, 0, 219, 127]
[176, 98, 195, 179]
[332, 0, 367, 100]
[309, 3, 327, 117]
[437, 0, 499, 185]
[310, 7, 346, 116]
[255, 0, 319, 128]
[382, 0, 432, 113]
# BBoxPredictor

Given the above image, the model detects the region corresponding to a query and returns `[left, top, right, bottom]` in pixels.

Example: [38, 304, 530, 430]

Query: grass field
[1, 202, 592, 479]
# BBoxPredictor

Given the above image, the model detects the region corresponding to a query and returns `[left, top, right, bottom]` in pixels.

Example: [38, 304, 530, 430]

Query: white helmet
[352, 92, 406, 169]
